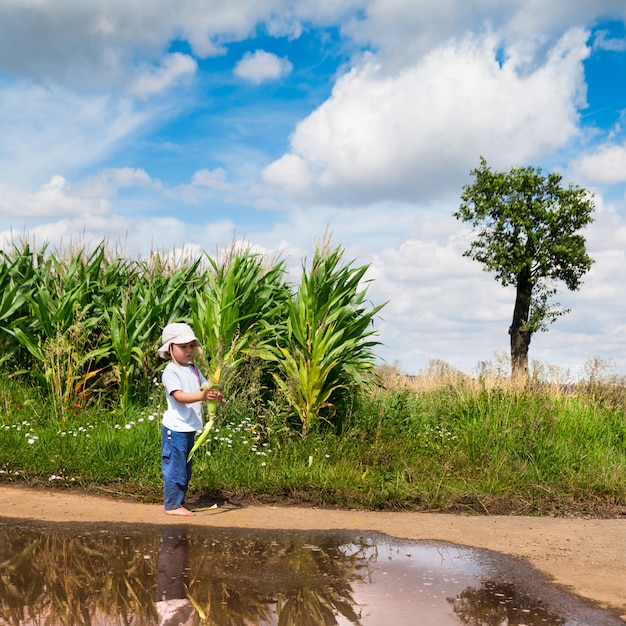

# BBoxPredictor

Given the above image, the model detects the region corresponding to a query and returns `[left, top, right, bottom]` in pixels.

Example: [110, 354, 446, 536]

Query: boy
[157, 322, 225, 516]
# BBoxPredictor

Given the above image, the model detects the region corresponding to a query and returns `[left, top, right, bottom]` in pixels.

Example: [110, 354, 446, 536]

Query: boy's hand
[203, 387, 226, 404]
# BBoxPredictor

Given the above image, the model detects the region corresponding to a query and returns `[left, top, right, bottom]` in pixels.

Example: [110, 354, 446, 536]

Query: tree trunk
[509, 271, 532, 379]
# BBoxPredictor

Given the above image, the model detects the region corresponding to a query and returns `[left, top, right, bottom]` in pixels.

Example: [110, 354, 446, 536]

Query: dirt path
[1, 484, 625, 620]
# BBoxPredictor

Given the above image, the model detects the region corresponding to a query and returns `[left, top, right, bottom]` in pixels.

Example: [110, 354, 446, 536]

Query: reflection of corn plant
[276, 585, 362, 626]
[275, 536, 366, 625]
[0, 523, 377, 626]
[263, 242, 384, 435]
[0, 525, 159, 625]
[184, 532, 369, 626]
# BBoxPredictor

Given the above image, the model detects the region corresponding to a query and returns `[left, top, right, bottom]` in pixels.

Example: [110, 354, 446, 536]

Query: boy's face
[170, 341, 197, 365]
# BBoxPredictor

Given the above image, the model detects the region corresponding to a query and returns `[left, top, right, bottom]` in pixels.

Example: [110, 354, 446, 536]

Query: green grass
[1, 371, 625, 516]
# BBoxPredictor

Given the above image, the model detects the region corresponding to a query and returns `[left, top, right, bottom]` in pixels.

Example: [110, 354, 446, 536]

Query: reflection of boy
[156, 528, 196, 626]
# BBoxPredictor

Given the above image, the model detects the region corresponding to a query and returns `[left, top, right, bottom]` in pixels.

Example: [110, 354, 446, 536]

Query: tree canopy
[454, 157, 595, 377]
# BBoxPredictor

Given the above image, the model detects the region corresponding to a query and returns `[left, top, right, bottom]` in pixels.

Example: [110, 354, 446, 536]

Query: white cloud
[0, 166, 236, 227]
[0, 0, 276, 86]
[570, 143, 626, 185]
[0, 207, 239, 265]
[234, 50, 293, 84]
[0, 0, 355, 88]
[0, 81, 148, 186]
[0, 0, 621, 90]
[346, 0, 511, 68]
[0, 176, 110, 219]
[263, 29, 588, 205]
[130, 52, 197, 97]
[593, 29, 626, 52]
[365, 227, 514, 372]
[191, 168, 230, 189]
[165, 168, 231, 203]
[508, 0, 626, 39]
[344, 0, 619, 68]
[79, 168, 154, 198]
[262, 154, 314, 199]
[174, 1, 292, 57]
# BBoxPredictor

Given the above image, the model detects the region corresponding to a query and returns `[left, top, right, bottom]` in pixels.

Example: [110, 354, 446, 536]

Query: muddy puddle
[0, 518, 622, 625]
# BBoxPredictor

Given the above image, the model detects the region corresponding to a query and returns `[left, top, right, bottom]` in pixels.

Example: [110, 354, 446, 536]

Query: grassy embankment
[0, 240, 623, 515]
[2, 361, 625, 516]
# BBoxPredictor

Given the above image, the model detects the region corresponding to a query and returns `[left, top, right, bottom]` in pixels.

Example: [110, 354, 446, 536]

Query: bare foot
[165, 507, 195, 516]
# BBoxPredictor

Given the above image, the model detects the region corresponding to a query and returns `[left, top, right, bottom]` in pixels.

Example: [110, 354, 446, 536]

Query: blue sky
[1, 1, 626, 378]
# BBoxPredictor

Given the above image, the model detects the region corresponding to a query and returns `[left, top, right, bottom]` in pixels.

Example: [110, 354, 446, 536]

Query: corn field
[0, 237, 383, 434]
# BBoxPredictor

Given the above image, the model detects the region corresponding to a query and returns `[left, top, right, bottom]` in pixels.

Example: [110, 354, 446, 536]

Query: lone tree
[454, 157, 595, 378]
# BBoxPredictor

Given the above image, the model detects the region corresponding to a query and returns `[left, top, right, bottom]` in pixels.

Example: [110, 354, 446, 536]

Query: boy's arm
[171, 388, 226, 405]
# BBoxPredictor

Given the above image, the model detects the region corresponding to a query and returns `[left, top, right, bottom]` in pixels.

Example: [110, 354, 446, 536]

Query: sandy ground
[1, 484, 624, 621]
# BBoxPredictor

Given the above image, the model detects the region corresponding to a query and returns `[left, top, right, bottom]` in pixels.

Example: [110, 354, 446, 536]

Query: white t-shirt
[161, 362, 207, 432]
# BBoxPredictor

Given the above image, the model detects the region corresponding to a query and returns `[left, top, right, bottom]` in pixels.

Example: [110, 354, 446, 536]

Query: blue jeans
[161, 426, 195, 510]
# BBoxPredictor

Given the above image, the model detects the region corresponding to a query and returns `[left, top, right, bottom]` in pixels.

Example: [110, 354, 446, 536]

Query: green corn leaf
[187, 414, 216, 461]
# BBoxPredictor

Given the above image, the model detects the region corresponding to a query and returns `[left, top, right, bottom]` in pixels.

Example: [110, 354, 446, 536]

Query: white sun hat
[157, 322, 200, 359]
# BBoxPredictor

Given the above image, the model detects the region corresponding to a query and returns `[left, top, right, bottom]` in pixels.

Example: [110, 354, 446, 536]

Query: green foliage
[261, 242, 385, 435]
[1, 244, 114, 415]
[455, 157, 594, 298]
[0, 237, 383, 436]
[2, 237, 623, 518]
[455, 157, 595, 376]
[0, 261, 30, 367]
[191, 244, 287, 378]
[103, 285, 156, 410]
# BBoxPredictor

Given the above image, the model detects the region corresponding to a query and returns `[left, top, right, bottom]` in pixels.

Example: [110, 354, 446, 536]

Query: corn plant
[262, 242, 385, 435]
[3, 244, 111, 416]
[138, 255, 201, 381]
[144, 256, 200, 326]
[0, 236, 387, 425]
[103, 287, 156, 409]
[187, 363, 222, 461]
[0, 259, 31, 367]
[191, 245, 287, 383]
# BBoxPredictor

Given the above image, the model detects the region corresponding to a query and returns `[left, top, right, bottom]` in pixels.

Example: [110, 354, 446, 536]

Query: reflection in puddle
[0, 519, 621, 625]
